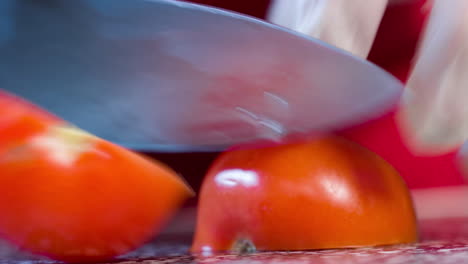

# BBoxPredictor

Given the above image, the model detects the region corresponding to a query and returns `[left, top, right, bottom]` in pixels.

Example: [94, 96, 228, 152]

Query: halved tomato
[192, 136, 418, 253]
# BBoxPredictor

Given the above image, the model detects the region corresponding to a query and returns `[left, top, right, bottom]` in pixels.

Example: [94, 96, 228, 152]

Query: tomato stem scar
[231, 237, 257, 255]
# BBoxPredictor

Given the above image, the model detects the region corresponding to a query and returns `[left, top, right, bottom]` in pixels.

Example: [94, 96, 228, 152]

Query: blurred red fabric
[177, 0, 466, 189]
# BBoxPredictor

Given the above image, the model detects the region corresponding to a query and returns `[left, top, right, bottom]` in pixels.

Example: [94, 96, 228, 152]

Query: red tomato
[0, 90, 193, 262]
[192, 136, 418, 253]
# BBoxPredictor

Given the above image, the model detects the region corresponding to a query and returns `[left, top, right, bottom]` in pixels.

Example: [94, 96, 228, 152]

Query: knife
[0, 0, 403, 152]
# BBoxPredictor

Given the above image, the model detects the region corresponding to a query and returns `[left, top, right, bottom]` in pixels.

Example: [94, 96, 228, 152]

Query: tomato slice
[192, 136, 418, 253]
[0, 90, 193, 262]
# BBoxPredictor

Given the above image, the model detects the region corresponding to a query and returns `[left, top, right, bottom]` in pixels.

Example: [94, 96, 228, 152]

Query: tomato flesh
[192, 136, 418, 253]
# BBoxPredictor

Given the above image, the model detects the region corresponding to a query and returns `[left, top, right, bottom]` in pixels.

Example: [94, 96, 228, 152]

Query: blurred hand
[268, 0, 388, 58]
[268, 0, 468, 159]
[398, 0, 468, 156]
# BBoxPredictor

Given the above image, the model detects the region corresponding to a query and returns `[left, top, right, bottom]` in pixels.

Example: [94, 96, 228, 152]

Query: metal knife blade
[0, 0, 403, 152]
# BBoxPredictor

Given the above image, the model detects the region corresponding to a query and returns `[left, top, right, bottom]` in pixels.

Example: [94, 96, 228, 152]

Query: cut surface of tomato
[0, 90, 193, 262]
[192, 136, 418, 253]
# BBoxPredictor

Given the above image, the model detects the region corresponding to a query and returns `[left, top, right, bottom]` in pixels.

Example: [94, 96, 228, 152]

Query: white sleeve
[398, 0, 468, 155]
[267, 0, 388, 58]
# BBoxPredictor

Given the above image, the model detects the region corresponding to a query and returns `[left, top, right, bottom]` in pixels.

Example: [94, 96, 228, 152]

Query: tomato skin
[192, 136, 418, 253]
[0, 91, 193, 262]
